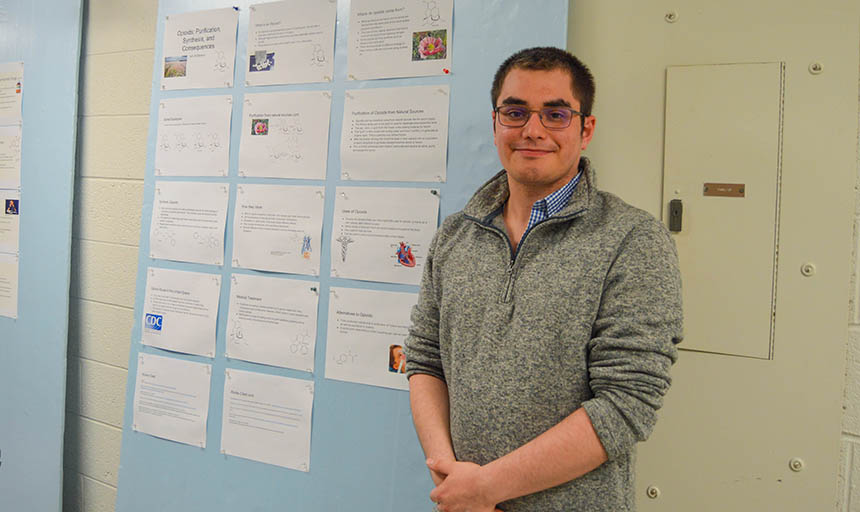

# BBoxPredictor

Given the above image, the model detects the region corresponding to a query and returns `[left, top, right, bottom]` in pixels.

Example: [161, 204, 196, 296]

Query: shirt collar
[523, 169, 583, 234]
[463, 157, 595, 224]
[536, 170, 581, 219]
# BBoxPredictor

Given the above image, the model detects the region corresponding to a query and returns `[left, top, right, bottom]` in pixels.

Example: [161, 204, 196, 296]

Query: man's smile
[512, 146, 556, 157]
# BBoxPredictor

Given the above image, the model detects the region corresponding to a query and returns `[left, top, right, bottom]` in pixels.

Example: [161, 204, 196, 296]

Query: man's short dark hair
[491, 47, 596, 118]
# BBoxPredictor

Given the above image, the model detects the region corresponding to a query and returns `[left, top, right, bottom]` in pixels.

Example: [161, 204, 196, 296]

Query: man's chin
[505, 166, 577, 190]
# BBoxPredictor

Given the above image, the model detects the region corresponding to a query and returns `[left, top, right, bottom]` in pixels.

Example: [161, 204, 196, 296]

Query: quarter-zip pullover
[405, 157, 683, 511]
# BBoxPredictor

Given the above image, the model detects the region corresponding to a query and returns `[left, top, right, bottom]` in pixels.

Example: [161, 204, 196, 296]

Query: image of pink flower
[418, 36, 445, 58]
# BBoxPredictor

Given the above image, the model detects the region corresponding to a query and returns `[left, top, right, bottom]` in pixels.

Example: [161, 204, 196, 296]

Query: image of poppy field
[412, 30, 447, 61]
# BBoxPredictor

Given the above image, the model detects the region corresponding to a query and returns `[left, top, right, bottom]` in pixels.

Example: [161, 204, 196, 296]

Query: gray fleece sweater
[405, 159, 683, 511]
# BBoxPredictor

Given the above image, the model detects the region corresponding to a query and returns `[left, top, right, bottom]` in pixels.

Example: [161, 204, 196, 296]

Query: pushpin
[443, 68, 450, 74]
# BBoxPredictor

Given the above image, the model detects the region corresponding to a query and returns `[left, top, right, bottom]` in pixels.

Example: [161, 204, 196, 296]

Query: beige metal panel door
[568, 1, 859, 510]
[664, 62, 783, 359]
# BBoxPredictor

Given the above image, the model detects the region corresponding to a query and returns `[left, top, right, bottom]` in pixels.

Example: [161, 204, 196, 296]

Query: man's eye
[505, 109, 526, 118]
[545, 109, 568, 120]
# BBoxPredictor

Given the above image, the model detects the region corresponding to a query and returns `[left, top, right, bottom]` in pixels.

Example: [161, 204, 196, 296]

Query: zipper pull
[502, 262, 516, 303]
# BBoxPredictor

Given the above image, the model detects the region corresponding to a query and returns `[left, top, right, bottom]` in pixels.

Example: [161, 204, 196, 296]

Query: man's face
[493, 67, 595, 194]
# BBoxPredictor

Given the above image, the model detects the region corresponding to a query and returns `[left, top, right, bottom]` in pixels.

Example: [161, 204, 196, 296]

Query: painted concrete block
[63, 415, 122, 487]
[73, 177, 143, 246]
[80, 50, 153, 116]
[838, 440, 850, 512]
[856, 156, 860, 218]
[82, 475, 118, 512]
[77, 115, 149, 180]
[851, 219, 859, 324]
[68, 299, 134, 369]
[63, 471, 82, 512]
[78, 358, 128, 428]
[85, 0, 157, 54]
[850, 439, 859, 512]
[70, 239, 138, 308]
[845, 328, 860, 437]
[65, 357, 82, 416]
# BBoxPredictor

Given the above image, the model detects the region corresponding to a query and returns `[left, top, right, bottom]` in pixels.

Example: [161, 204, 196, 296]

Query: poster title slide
[351, 109, 425, 116]
[177, 26, 221, 50]
[151, 287, 190, 296]
[356, 7, 405, 16]
[337, 309, 374, 318]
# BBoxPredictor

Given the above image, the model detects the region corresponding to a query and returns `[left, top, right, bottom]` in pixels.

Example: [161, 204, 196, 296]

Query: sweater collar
[463, 157, 595, 223]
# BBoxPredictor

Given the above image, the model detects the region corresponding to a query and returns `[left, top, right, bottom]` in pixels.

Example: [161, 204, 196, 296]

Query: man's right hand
[430, 465, 448, 487]
[428, 458, 504, 512]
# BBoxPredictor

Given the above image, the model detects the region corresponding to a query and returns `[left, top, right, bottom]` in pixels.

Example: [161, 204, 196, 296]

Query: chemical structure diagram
[213, 50, 228, 72]
[151, 228, 177, 247]
[310, 44, 326, 67]
[173, 133, 188, 152]
[193, 230, 220, 249]
[9, 136, 20, 158]
[334, 349, 358, 366]
[421, 0, 442, 26]
[208, 132, 221, 151]
[290, 330, 312, 356]
[229, 319, 245, 344]
[193, 133, 206, 152]
[268, 119, 303, 162]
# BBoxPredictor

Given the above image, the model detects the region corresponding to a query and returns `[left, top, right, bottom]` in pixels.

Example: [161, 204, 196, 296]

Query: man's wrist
[428, 451, 455, 463]
[478, 462, 505, 505]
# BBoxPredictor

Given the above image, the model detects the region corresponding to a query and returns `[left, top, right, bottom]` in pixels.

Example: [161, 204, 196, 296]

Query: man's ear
[580, 115, 596, 150]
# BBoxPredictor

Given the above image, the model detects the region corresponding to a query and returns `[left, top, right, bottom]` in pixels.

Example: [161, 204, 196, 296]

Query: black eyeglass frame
[493, 105, 586, 130]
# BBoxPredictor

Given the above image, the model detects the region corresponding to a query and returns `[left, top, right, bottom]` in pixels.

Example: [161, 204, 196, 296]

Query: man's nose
[520, 111, 547, 138]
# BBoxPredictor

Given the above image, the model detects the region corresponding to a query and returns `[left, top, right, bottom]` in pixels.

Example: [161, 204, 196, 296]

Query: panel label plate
[703, 183, 745, 197]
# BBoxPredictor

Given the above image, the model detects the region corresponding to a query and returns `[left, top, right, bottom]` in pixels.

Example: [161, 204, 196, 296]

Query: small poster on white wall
[161, 7, 239, 90]
[220, 369, 314, 471]
[0, 188, 19, 253]
[155, 95, 233, 177]
[0, 251, 18, 319]
[348, 0, 453, 80]
[133, 353, 212, 448]
[324, 287, 417, 391]
[0, 61, 23, 125]
[0, 125, 22, 189]
[245, 0, 337, 85]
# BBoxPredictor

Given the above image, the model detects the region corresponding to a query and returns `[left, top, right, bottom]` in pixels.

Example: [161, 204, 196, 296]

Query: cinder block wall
[63, 0, 156, 510]
[57, 2, 860, 510]
[840, 100, 860, 508]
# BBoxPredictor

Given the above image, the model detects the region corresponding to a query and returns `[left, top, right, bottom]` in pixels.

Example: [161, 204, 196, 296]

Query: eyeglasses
[494, 105, 584, 129]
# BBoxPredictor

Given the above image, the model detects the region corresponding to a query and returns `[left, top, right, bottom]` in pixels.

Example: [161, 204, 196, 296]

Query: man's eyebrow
[498, 97, 573, 108]
[499, 97, 528, 106]
[543, 99, 572, 108]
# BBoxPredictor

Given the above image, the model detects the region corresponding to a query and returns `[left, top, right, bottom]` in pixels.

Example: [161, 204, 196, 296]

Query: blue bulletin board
[117, 1, 567, 510]
[0, 0, 83, 510]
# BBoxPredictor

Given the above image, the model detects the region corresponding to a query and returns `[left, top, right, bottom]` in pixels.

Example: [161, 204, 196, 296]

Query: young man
[404, 47, 683, 511]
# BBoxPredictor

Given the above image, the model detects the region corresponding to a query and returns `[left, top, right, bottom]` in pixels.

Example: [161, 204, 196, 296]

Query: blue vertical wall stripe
[0, 0, 83, 511]
[117, 1, 567, 510]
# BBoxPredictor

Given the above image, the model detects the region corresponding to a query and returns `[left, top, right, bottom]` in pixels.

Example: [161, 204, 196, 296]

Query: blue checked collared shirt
[521, 171, 582, 244]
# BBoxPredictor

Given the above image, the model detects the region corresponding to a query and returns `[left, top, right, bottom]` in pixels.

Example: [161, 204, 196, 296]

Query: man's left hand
[427, 458, 501, 512]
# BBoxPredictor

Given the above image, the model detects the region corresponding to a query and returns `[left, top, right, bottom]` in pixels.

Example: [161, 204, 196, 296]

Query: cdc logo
[145, 313, 163, 331]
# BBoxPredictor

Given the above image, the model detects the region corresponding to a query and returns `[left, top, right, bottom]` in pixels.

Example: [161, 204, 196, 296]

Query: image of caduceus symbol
[335, 235, 354, 262]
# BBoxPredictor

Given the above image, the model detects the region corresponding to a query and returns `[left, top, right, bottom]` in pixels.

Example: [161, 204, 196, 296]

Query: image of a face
[389, 345, 406, 373]
[493, 68, 595, 196]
